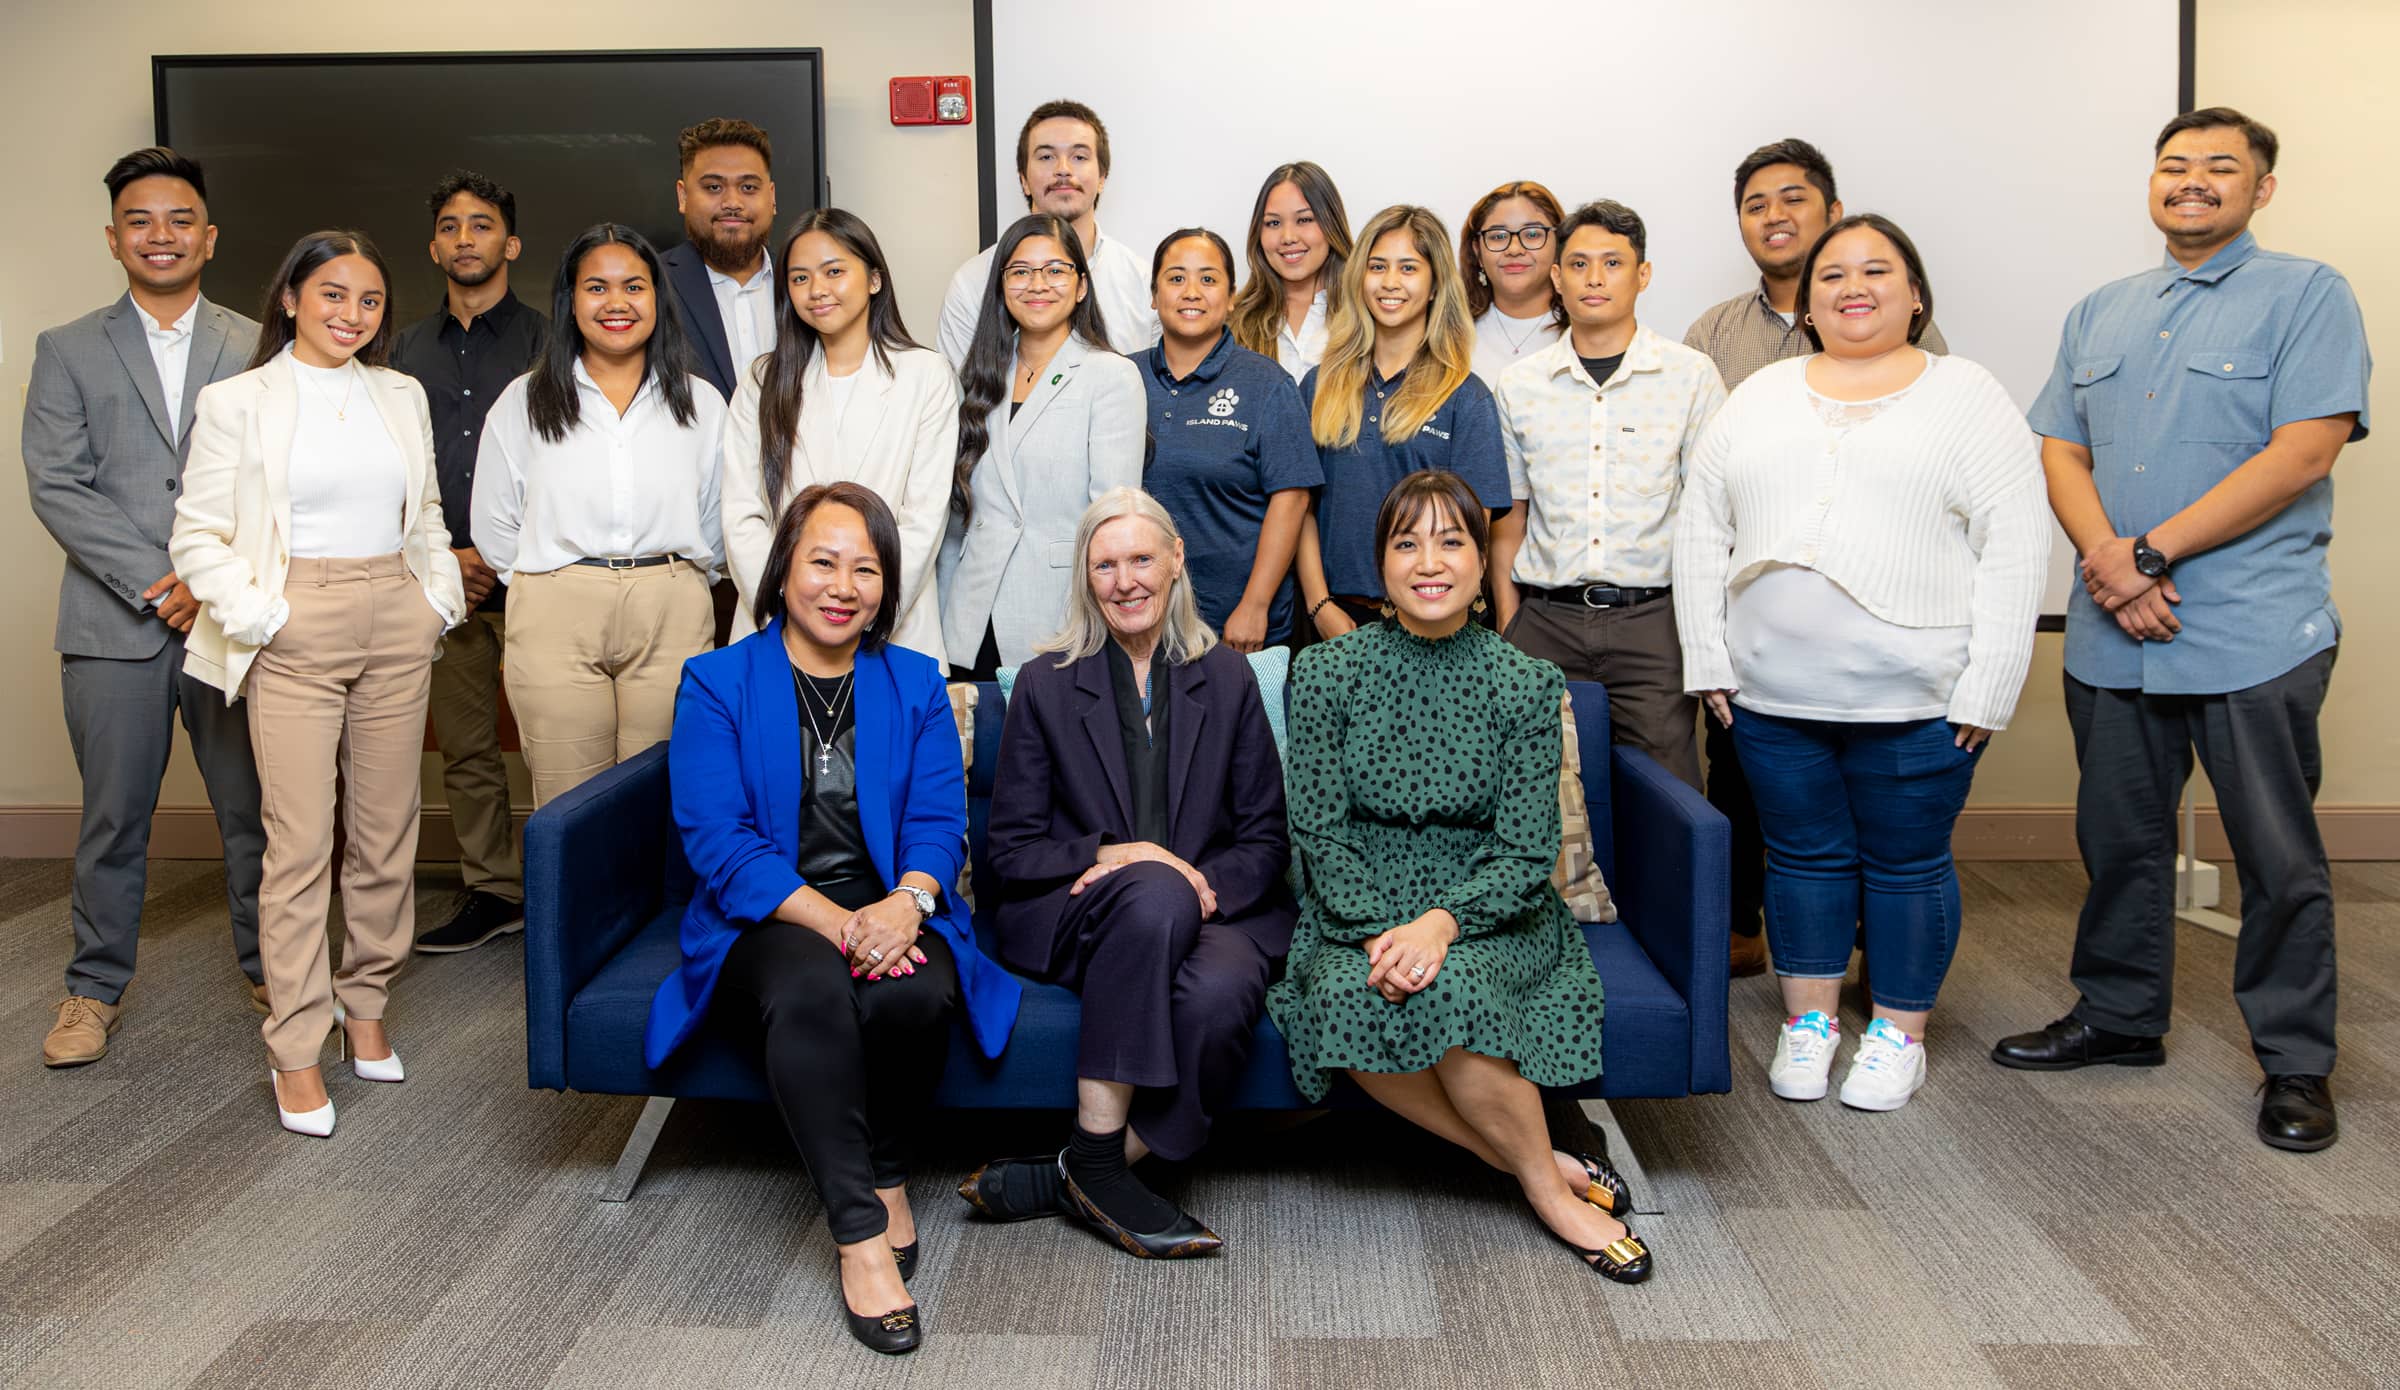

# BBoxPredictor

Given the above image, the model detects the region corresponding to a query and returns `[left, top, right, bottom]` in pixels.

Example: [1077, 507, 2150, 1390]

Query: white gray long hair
[1037, 487, 1219, 668]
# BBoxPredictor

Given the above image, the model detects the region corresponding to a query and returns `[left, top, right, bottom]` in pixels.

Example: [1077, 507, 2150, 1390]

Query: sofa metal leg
[600, 1096, 676, 1203]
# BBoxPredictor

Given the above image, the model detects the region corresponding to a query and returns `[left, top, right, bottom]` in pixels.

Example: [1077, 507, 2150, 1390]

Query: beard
[694, 219, 769, 274]
[443, 257, 500, 289]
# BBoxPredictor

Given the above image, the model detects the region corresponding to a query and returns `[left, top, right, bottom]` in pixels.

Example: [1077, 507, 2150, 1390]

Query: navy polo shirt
[1141, 331, 1322, 641]
[2030, 232, 2372, 694]
[1302, 363, 1510, 599]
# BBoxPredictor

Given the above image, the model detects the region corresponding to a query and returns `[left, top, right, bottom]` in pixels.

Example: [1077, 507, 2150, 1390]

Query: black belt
[573, 555, 680, 569]
[1525, 582, 1671, 609]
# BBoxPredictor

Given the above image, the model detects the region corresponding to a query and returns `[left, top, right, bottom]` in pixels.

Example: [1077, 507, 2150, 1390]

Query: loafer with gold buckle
[844, 1302, 922, 1355]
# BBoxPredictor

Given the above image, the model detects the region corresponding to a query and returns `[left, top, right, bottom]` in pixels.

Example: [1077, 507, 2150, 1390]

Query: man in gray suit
[22, 147, 268, 1066]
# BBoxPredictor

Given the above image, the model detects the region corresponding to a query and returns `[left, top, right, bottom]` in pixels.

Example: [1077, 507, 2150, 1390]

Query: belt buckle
[1580, 584, 1621, 609]
[604, 556, 637, 571]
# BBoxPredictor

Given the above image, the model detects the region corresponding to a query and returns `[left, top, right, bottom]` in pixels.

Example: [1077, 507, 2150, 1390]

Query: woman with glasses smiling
[939, 213, 1145, 679]
[1463, 181, 1566, 385]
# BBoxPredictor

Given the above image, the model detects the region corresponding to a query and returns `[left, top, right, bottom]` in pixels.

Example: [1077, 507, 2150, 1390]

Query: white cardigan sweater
[1672, 353, 2049, 730]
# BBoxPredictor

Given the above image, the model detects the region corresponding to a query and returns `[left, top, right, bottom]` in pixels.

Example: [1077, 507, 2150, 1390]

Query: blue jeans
[1731, 711, 1982, 1013]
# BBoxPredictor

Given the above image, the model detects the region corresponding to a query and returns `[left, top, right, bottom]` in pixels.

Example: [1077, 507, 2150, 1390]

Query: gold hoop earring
[1913, 303, 1924, 315]
[1801, 313, 1814, 326]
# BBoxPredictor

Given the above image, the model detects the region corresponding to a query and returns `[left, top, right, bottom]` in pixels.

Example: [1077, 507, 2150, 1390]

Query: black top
[1105, 641, 1172, 846]
[791, 666, 880, 913]
[391, 290, 548, 608]
[1578, 350, 1627, 390]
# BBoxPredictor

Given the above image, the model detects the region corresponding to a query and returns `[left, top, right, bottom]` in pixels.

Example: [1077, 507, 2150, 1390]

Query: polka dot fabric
[1264, 620, 1605, 1103]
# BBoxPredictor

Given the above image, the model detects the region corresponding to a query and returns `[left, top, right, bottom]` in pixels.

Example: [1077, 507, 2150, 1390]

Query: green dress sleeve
[1287, 642, 1397, 944]
[1433, 660, 1566, 940]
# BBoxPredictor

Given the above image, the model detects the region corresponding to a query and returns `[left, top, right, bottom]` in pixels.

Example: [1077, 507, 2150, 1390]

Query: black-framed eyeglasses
[1479, 224, 1553, 252]
[1004, 261, 1080, 290]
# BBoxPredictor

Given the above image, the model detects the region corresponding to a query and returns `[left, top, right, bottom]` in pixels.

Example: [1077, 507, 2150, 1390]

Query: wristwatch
[2132, 534, 2172, 579]
[892, 885, 938, 920]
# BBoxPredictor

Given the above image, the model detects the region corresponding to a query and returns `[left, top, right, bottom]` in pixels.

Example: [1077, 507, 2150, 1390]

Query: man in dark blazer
[22, 148, 267, 1066]
[657, 117, 779, 400]
[963, 507, 1294, 1257]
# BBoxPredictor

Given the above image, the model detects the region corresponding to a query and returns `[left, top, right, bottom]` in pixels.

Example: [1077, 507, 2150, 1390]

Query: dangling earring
[1476, 270, 1488, 286]
[1471, 594, 1489, 616]
[1378, 601, 1397, 621]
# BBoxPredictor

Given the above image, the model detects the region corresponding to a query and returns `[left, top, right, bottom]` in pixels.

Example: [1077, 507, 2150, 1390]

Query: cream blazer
[169, 356, 465, 702]
[722, 344, 960, 665]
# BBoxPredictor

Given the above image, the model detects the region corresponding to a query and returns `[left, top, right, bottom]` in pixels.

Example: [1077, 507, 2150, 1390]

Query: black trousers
[1035, 862, 1271, 1161]
[2063, 648, 2337, 1074]
[716, 926, 961, 1242]
[1704, 714, 1768, 939]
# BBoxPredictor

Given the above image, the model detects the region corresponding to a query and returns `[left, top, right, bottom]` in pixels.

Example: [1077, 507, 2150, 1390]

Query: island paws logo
[1207, 388, 1240, 418]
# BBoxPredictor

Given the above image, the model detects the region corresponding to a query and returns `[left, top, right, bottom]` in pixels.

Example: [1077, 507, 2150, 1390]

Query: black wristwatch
[2132, 534, 2172, 579]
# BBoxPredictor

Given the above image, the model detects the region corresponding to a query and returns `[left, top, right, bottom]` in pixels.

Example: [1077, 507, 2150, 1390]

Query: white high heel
[335, 1002, 405, 1083]
[271, 1068, 336, 1138]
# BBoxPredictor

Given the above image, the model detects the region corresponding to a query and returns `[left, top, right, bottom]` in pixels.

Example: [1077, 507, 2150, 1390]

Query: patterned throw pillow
[1554, 692, 1617, 923]
[945, 682, 978, 910]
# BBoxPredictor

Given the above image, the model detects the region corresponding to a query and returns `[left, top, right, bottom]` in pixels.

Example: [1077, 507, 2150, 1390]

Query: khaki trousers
[247, 556, 442, 1071]
[427, 609, 522, 902]
[505, 561, 714, 808]
[1505, 592, 1703, 790]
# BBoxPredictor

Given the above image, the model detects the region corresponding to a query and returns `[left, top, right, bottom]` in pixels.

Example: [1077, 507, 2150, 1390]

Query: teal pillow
[995, 646, 1288, 754]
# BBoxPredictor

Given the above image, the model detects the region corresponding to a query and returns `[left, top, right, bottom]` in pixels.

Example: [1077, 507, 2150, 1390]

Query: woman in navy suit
[644, 481, 1020, 1355]
[959, 487, 1293, 1257]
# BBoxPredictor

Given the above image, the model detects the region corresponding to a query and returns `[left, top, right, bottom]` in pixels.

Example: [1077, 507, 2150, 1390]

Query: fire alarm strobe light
[890, 76, 972, 125]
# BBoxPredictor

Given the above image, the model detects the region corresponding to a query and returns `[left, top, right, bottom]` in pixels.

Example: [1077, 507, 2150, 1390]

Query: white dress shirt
[706, 250, 778, 381]
[938, 226, 1159, 369]
[471, 362, 727, 582]
[286, 352, 408, 559]
[1472, 304, 1564, 385]
[137, 294, 199, 441]
[1273, 291, 1328, 383]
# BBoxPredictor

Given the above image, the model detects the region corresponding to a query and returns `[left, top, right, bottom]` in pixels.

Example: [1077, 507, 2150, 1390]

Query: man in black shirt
[392, 170, 548, 952]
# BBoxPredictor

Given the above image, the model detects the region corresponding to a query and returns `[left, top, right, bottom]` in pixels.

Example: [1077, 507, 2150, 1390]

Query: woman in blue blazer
[645, 481, 1019, 1356]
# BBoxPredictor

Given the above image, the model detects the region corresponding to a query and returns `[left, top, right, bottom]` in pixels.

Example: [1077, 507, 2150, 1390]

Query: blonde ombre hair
[1310, 205, 1475, 450]
[1038, 488, 1219, 667]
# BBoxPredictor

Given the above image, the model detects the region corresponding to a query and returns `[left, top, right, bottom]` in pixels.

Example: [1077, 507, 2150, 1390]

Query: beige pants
[427, 608, 522, 901]
[247, 556, 442, 1071]
[505, 561, 714, 808]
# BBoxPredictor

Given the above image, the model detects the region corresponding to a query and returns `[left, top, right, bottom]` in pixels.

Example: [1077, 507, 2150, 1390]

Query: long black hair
[527, 223, 698, 444]
[248, 229, 399, 370]
[950, 213, 1112, 522]
[754, 209, 921, 507]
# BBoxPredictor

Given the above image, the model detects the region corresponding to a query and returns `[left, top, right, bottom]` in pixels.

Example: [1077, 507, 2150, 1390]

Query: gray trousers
[60, 641, 265, 1002]
[2064, 648, 2337, 1074]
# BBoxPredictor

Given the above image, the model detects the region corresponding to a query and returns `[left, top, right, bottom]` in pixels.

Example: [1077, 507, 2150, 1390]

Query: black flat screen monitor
[154, 49, 827, 332]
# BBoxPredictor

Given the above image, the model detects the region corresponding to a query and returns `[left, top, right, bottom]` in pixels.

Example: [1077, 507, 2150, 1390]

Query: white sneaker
[1839, 1018, 1927, 1111]
[1768, 1011, 1840, 1101]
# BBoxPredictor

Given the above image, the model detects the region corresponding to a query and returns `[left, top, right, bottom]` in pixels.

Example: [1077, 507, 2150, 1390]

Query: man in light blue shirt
[1994, 109, 2371, 1155]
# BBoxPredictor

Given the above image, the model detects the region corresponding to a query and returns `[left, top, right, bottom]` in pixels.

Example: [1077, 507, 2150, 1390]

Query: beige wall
[0, 1, 979, 832]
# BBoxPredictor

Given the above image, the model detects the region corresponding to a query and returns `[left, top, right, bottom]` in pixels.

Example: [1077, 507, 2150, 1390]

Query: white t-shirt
[1471, 304, 1564, 385]
[285, 352, 407, 559]
[937, 227, 1159, 369]
[817, 366, 862, 432]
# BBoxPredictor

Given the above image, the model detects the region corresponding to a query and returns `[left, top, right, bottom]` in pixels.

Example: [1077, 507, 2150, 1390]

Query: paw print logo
[1208, 388, 1240, 418]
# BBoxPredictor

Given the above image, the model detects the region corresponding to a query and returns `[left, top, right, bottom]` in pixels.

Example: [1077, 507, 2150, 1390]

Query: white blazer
[170, 357, 466, 702]
[722, 344, 960, 664]
[936, 334, 1145, 667]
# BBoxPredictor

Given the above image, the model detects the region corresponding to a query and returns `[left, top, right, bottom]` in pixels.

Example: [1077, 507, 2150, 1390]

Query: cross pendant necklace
[799, 670, 855, 775]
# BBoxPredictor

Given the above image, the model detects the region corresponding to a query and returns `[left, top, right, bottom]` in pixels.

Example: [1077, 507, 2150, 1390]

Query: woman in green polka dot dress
[1267, 470, 1652, 1283]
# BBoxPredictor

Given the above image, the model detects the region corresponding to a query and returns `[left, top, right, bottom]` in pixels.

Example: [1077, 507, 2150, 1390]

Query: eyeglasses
[1479, 224, 1553, 253]
[1004, 261, 1080, 290]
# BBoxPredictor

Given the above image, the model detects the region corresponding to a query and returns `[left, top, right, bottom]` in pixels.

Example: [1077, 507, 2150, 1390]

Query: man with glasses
[938, 100, 1157, 368]
[1682, 138, 1948, 978]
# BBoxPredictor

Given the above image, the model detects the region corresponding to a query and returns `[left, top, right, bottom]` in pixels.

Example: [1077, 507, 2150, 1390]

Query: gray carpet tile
[1, 862, 2397, 1388]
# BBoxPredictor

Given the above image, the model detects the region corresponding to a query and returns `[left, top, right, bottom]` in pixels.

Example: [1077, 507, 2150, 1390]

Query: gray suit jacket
[23, 295, 259, 660]
[936, 334, 1146, 666]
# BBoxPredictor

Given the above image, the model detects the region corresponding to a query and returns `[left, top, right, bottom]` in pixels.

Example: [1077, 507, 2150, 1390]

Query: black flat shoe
[2257, 1074, 2337, 1152]
[1557, 1224, 1653, 1285]
[957, 1155, 1069, 1222]
[1573, 1151, 1635, 1219]
[843, 1302, 922, 1355]
[892, 1240, 919, 1282]
[1057, 1156, 1224, 1259]
[1990, 1016, 2164, 1071]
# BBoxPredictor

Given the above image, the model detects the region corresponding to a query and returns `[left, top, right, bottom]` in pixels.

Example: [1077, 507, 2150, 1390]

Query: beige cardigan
[168, 355, 465, 701]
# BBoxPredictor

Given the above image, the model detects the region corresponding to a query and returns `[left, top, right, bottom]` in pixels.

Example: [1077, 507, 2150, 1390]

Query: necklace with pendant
[305, 361, 358, 421]
[798, 669, 855, 776]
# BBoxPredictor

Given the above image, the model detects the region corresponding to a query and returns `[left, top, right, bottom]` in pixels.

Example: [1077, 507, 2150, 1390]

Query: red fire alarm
[890, 76, 972, 126]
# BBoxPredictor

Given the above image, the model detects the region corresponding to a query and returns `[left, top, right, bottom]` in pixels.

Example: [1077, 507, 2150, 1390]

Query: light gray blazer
[22, 295, 259, 660]
[937, 334, 1145, 666]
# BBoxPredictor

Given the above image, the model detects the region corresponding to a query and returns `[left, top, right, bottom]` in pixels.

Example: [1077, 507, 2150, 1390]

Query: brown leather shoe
[43, 996, 122, 1067]
[248, 981, 272, 1015]
[1729, 932, 1768, 978]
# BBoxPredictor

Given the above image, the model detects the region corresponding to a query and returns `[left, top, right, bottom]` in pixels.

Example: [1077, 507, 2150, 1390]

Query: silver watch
[893, 885, 937, 920]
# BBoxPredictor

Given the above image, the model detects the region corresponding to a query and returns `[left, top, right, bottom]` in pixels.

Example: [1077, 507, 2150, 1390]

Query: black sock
[1063, 1124, 1178, 1232]
[993, 1154, 1063, 1215]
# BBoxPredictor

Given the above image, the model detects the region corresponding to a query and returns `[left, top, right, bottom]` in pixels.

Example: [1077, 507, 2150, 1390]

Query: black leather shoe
[843, 1302, 922, 1355]
[1057, 1156, 1224, 1259]
[892, 1240, 918, 1282]
[2257, 1075, 2337, 1152]
[1573, 1151, 1635, 1219]
[957, 1155, 1069, 1222]
[1989, 1016, 2164, 1071]
[414, 891, 524, 954]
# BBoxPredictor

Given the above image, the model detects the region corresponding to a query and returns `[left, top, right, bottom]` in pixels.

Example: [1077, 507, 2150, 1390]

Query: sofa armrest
[523, 743, 672, 1090]
[1607, 745, 1733, 1094]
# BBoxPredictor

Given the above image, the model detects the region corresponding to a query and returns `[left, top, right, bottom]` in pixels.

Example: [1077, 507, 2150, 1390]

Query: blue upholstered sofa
[523, 679, 1731, 1199]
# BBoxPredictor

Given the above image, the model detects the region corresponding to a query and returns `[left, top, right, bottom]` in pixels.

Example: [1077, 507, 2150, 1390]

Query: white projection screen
[988, 0, 2184, 618]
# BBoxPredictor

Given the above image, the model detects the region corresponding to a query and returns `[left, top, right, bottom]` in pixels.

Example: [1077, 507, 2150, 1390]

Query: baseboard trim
[2, 804, 2394, 863]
